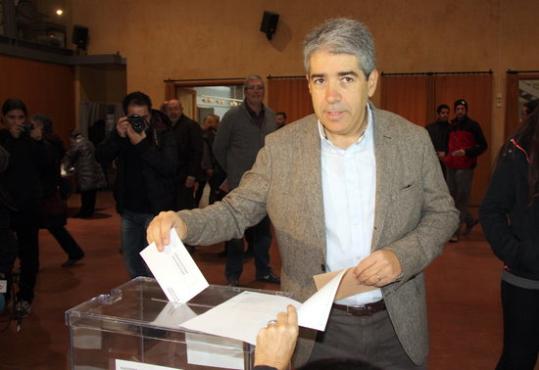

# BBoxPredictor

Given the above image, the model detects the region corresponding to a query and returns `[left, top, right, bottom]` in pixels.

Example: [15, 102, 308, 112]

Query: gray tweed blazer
[179, 106, 459, 366]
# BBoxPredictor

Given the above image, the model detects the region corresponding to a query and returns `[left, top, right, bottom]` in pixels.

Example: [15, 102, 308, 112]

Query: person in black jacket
[0, 98, 47, 317]
[0, 143, 17, 313]
[164, 99, 203, 211]
[426, 104, 450, 178]
[96, 92, 178, 278]
[479, 105, 539, 370]
[31, 115, 85, 267]
[195, 113, 219, 207]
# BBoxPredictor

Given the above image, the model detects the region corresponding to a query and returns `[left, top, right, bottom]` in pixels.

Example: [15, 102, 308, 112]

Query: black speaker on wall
[72, 25, 89, 50]
[260, 11, 279, 40]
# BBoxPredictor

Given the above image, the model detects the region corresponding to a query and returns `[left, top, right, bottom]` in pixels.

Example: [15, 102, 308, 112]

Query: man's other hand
[146, 211, 187, 251]
[352, 249, 402, 287]
[116, 117, 129, 138]
[254, 305, 299, 370]
[450, 149, 466, 157]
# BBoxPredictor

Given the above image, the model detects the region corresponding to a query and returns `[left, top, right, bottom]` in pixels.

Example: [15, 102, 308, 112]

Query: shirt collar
[244, 100, 265, 118]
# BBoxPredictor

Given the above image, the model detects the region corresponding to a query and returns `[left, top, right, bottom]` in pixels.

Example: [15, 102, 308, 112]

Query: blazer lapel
[300, 116, 327, 262]
[371, 108, 398, 250]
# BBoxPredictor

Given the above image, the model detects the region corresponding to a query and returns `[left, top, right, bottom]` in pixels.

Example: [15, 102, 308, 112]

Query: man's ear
[367, 69, 379, 98]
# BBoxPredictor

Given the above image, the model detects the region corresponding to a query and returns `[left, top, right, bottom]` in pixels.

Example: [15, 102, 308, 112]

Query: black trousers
[0, 229, 17, 303]
[0, 229, 17, 274]
[12, 224, 39, 303]
[47, 226, 84, 259]
[197, 177, 226, 206]
[79, 190, 97, 216]
[496, 280, 539, 370]
[225, 216, 272, 279]
[177, 184, 195, 211]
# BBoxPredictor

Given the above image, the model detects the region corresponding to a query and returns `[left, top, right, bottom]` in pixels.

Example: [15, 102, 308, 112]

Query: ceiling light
[56, 9, 64, 16]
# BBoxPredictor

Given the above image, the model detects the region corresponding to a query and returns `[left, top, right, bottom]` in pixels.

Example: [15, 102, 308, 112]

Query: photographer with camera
[96, 92, 178, 278]
[0, 98, 47, 317]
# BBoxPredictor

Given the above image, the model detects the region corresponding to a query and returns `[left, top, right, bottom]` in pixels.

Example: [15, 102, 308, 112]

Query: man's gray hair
[303, 18, 376, 77]
[243, 74, 264, 89]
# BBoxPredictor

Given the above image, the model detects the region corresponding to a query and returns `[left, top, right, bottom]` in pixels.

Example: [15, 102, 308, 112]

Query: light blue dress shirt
[318, 106, 383, 306]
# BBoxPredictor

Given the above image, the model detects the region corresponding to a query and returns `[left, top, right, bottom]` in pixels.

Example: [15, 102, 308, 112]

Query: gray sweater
[213, 103, 276, 189]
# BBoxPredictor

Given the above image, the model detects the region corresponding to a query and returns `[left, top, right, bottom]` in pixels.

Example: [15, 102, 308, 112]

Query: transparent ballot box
[65, 277, 287, 370]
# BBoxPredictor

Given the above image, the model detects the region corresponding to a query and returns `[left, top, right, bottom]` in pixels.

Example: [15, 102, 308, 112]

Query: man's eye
[312, 78, 325, 85]
[341, 76, 354, 83]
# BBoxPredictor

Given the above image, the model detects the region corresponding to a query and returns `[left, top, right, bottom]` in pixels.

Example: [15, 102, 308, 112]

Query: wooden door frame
[164, 78, 245, 100]
[505, 70, 539, 140]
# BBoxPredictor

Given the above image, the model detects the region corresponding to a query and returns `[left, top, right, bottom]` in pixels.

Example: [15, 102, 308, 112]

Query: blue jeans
[121, 210, 153, 278]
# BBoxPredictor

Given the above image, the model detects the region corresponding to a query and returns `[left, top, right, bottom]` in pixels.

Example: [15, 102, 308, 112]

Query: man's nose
[325, 81, 341, 103]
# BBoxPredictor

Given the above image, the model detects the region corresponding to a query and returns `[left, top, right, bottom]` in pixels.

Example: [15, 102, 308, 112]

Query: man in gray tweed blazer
[147, 18, 458, 370]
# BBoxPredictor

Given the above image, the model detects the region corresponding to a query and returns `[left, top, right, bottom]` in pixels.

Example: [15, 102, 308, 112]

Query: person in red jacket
[444, 99, 488, 242]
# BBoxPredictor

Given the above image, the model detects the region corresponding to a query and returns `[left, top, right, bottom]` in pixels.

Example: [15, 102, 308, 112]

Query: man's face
[276, 114, 286, 126]
[127, 104, 150, 121]
[3, 109, 26, 138]
[244, 79, 265, 107]
[166, 101, 182, 121]
[203, 116, 217, 130]
[438, 108, 449, 122]
[307, 50, 378, 145]
[455, 105, 467, 120]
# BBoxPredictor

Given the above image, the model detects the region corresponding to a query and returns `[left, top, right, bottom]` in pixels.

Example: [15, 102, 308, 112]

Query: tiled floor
[0, 192, 536, 369]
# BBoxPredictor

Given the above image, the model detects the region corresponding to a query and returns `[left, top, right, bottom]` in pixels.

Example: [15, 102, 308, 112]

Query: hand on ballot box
[254, 305, 299, 370]
[146, 211, 188, 251]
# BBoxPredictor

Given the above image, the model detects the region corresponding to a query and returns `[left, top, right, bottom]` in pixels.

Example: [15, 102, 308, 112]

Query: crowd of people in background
[0, 80, 288, 316]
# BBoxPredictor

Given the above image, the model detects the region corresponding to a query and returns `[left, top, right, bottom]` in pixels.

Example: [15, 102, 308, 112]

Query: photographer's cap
[454, 99, 468, 109]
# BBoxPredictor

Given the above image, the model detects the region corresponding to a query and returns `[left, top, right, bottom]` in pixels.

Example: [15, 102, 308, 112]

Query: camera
[127, 115, 146, 133]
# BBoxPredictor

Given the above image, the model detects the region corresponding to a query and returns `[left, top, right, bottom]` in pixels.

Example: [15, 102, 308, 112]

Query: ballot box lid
[65, 276, 289, 332]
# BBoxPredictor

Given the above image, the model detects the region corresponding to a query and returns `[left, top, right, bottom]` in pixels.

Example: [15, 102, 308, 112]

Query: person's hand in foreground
[254, 305, 299, 370]
[146, 211, 187, 251]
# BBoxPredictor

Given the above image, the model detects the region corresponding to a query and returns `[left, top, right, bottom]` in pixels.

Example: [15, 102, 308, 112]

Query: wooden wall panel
[504, 72, 539, 141]
[267, 77, 313, 124]
[381, 75, 430, 126]
[0, 55, 75, 144]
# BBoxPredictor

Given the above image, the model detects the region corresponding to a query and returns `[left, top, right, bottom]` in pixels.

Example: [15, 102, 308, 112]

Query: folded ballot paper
[141, 229, 350, 345]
